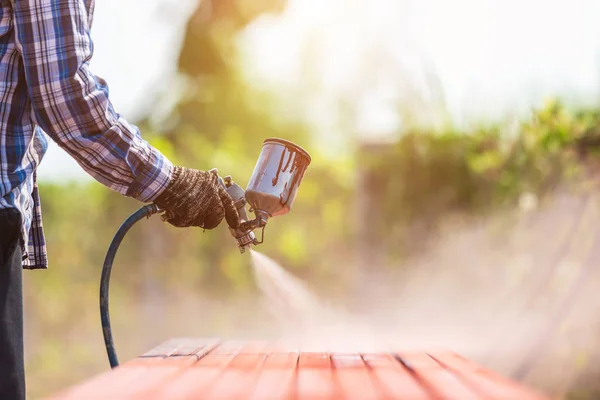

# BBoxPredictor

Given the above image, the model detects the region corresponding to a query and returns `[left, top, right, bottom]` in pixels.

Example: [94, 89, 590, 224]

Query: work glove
[154, 166, 240, 229]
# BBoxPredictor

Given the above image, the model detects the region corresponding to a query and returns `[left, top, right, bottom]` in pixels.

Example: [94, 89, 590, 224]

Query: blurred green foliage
[22, 1, 600, 398]
[359, 99, 600, 259]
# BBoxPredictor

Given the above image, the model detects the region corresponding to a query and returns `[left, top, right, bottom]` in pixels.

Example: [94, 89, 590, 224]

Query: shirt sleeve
[12, 0, 173, 202]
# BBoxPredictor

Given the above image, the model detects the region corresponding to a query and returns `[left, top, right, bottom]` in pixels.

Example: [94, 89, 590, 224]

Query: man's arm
[12, 0, 172, 202]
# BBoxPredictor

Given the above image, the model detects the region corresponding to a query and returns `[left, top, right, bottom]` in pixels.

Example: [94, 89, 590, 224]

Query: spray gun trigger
[254, 226, 265, 245]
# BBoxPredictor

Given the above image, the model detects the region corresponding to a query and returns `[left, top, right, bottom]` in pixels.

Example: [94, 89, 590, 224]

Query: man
[0, 1, 240, 398]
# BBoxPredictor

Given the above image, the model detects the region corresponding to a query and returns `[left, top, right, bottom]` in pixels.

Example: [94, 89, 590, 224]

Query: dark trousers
[0, 209, 25, 400]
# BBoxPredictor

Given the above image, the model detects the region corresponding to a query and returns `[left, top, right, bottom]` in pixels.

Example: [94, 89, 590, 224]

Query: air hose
[100, 204, 161, 369]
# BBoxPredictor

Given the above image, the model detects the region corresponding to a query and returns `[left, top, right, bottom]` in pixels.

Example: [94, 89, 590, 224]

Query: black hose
[100, 204, 161, 369]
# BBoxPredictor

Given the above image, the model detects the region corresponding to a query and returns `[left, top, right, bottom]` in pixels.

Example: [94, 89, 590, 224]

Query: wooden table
[45, 338, 549, 399]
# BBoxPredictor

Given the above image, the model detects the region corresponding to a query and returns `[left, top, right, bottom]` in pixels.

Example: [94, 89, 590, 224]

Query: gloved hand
[154, 166, 240, 229]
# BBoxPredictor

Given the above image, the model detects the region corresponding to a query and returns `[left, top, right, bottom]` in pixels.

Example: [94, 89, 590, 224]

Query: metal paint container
[245, 138, 311, 218]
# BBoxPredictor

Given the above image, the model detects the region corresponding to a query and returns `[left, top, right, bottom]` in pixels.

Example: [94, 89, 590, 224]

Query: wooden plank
[428, 352, 549, 400]
[250, 353, 298, 400]
[44, 366, 153, 400]
[295, 353, 339, 400]
[362, 353, 433, 400]
[121, 357, 167, 367]
[169, 338, 220, 357]
[140, 339, 183, 357]
[395, 352, 481, 400]
[140, 338, 219, 358]
[142, 353, 236, 400]
[200, 353, 267, 400]
[109, 356, 199, 400]
[331, 354, 383, 400]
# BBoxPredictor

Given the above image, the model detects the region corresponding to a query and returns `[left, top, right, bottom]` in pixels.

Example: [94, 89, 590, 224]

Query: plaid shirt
[0, 0, 173, 269]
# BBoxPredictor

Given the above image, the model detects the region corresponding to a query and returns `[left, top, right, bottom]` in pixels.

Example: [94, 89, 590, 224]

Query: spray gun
[210, 138, 311, 253]
[100, 138, 311, 368]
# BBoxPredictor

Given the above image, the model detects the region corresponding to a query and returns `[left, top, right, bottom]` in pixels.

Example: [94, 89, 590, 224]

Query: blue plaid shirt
[0, 0, 174, 269]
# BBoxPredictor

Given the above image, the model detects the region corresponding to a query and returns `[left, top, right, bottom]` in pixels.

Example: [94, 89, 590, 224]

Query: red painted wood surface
[45, 338, 549, 400]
